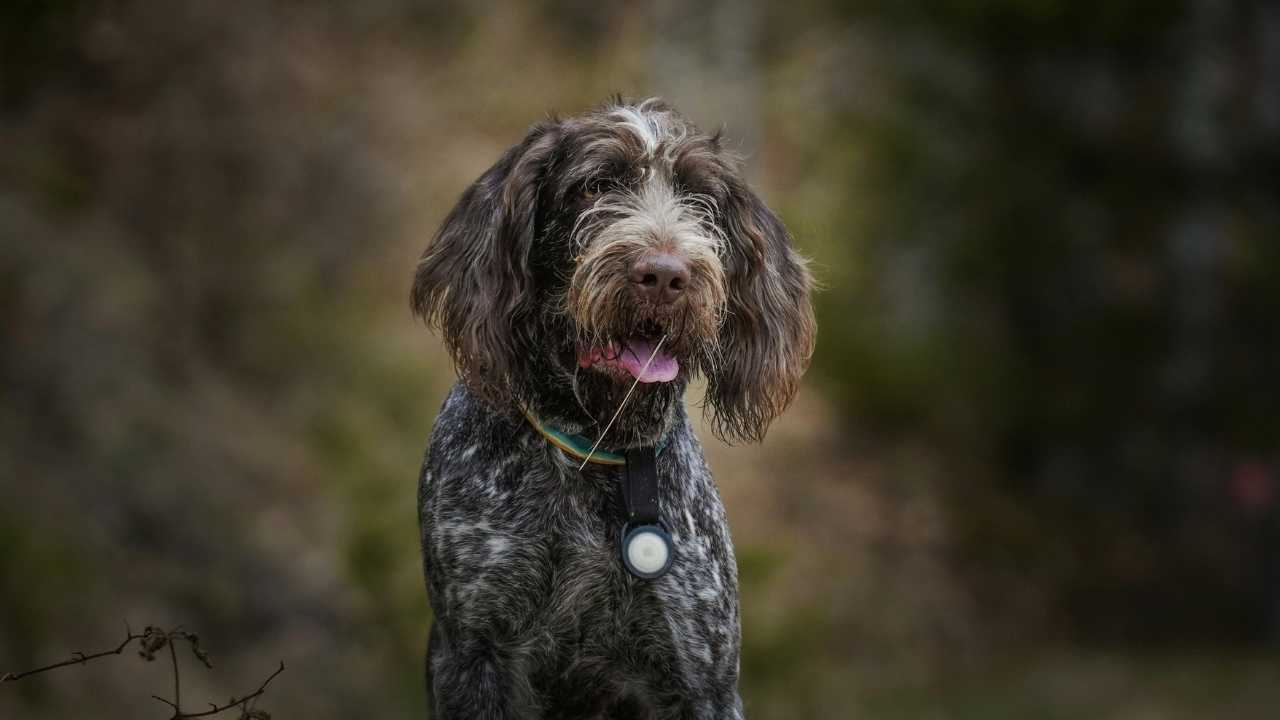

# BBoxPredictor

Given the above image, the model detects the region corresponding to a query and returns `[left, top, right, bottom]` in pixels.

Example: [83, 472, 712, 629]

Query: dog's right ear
[412, 123, 560, 407]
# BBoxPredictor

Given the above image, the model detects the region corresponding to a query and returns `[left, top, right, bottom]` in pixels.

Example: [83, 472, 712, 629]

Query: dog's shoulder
[426, 384, 526, 470]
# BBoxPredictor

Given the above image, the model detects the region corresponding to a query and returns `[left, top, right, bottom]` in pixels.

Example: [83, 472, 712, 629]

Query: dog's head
[413, 98, 814, 444]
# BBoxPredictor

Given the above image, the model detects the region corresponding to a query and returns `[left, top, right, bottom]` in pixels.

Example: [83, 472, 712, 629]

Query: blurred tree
[795, 0, 1280, 642]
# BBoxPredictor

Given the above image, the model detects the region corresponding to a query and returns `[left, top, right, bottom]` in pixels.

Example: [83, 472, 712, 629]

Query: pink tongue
[618, 340, 679, 383]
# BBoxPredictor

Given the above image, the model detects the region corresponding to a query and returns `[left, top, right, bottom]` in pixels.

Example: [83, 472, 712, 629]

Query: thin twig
[579, 334, 667, 469]
[0, 626, 142, 683]
[168, 633, 182, 713]
[170, 661, 284, 719]
[3, 622, 283, 719]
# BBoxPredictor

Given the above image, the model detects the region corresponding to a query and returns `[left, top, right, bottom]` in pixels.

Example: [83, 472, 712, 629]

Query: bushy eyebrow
[671, 146, 730, 197]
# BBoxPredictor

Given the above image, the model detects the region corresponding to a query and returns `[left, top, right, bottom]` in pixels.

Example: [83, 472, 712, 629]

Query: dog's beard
[565, 198, 728, 388]
[553, 299, 722, 446]
[563, 353, 690, 446]
[565, 277, 725, 388]
[535, 277, 719, 444]
[537, 177, 733, 441]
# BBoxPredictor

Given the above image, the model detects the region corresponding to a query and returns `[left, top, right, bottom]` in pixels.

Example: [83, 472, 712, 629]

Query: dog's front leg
[429, 627, 538, 720]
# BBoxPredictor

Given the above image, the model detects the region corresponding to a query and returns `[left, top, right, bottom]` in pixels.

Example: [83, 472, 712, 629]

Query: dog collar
[521, 409, 668, 466]
[521, 410, 675, 579]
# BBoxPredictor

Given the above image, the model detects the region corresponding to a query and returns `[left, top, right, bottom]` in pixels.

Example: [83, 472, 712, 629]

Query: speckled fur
[414, 98, 814, 719]
[421, 387, 742, 719]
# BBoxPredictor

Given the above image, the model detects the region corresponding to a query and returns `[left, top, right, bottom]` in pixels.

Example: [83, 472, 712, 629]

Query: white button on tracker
[622, 524, 673, 579]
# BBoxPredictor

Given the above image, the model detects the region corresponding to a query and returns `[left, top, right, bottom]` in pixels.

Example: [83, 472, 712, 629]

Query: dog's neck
[518, 376, 689, 451]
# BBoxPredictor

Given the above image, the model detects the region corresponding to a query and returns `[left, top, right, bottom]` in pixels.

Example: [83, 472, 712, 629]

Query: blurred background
[3, 1, 1279, 717]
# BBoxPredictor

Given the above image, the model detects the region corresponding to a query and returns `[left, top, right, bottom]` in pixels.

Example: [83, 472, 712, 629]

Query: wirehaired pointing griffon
[413, 97, 815, 719]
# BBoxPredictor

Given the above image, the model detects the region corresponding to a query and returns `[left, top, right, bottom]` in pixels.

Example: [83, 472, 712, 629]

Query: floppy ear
[705, 180, 816, 444]
[412, 123, 559, 407]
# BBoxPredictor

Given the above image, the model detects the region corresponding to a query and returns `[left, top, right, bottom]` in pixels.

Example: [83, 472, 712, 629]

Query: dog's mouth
[577, 335, 679, 384]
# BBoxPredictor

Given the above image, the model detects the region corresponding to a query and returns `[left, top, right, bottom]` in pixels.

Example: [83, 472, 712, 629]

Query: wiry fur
[567, 180, 728, 370]
[413, 98, 815, 719]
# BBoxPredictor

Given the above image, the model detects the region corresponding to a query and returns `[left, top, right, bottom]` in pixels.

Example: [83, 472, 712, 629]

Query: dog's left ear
[705, 180, 816, 444]
[412, 123, 560, 408]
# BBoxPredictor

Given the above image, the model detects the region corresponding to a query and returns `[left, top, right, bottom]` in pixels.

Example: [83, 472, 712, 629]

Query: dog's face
[413, 98, 814, 444]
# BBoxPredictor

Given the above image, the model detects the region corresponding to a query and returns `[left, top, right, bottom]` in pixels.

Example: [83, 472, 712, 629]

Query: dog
[413, 97, 815, 719]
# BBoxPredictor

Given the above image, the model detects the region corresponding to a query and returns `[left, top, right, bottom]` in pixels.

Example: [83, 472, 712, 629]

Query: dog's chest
[529, 460, 741, 696]
[533, 457, 733, 631]
[422, 423, 741, 691]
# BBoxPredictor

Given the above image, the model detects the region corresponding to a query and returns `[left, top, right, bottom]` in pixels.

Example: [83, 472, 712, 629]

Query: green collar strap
[522, 409, 668, 466]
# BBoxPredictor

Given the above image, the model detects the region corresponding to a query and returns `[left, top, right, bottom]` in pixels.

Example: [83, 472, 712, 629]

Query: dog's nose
[629, 253, 691, 305]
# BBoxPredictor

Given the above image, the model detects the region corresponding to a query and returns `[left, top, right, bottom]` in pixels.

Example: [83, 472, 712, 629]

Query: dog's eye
[581, 181, 603, 201]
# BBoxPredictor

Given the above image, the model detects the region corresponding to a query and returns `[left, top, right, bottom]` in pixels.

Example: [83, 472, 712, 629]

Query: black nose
[629, 253, 691, 305]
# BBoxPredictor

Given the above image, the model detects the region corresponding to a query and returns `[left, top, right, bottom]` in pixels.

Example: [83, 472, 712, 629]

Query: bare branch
[3, 622, 283, 719]
[172, 662, 284, 719]
[168, 634, 182, 712]
[0, 627, 142, 682]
